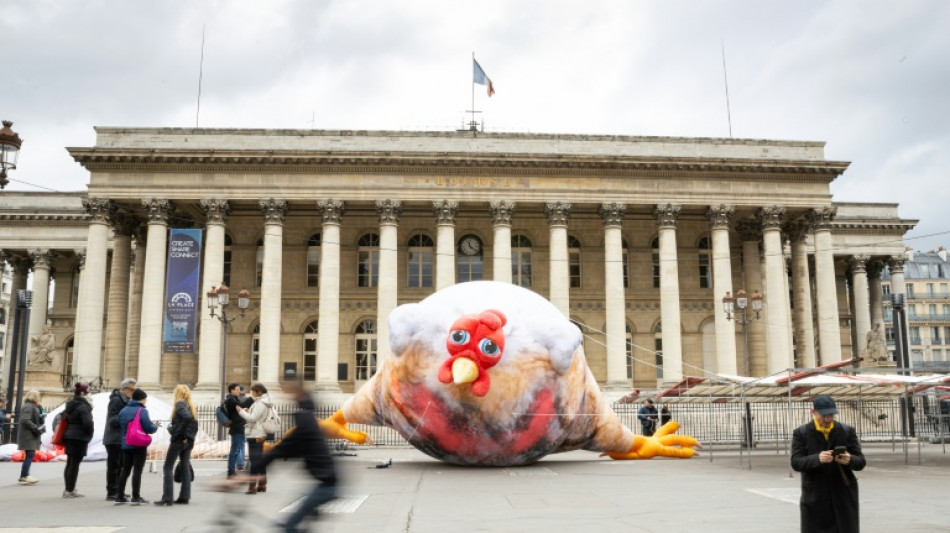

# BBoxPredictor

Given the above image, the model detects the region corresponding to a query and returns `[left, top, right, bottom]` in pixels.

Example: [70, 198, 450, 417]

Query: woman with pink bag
[114, 388, 157, 505]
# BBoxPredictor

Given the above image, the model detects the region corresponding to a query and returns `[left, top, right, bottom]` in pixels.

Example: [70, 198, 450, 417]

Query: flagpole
[471, 52, 476, 131]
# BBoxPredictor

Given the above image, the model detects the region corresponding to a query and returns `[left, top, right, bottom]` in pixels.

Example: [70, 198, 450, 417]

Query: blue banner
[163, 228, 203, 354]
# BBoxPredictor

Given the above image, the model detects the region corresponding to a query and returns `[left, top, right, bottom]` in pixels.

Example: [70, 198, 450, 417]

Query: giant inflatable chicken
[321, 281, 699, 466]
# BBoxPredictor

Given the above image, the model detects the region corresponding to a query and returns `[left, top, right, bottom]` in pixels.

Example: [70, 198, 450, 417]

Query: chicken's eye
[479, 338, 500, 356]
[449, 330, 470, 345]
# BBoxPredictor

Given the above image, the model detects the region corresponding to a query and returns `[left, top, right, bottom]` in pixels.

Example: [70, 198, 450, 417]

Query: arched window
[251, 324, 260, 381]
[653, 321, 663, 381]
[303, 320, 318, 381]
[407, 234, 434, 288]
[697, 236, 711, 289]
[307, 234, 320, 288]
[651, 237, 660, 289]
[255, 238, 264, 288]
[63, 337, 74, 379]
[457, 235, 484, 282]
[626, 324, 634, 379]
[223, 234, 233, 286]
[511, 235, 533, 288]
[358, 233, 380, 288]
[568, 236, 582, 288]
[355, 320, 378, 381]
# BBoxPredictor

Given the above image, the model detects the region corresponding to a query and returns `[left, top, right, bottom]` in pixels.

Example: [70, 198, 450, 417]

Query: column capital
[757, 205, 786, 230]
[75, 249, 87, 269]
[654, 203, 681, 229]
[200, 198, 231, 225]
[433, 200, 459, 225]
[887, 256, 906, 275]
[867, 260, 885, 280]
[111, 212, 139, 236]
[849, 254, 870, 274]
[317, 199, 346, 224]
[375, 199, 402, 225]
[82, 197, 115, 225]
[29, 249, 56, 270]
[599, 202, 626, 227]
[784, 220, 810, 243]
[735, 219, 761, 241]
[807, 206, 837, 231]
[706, 204, 735, 229]
[260, 198, 288, 225]
[490, 200, 515, 226]
[544, 201, 571, 226]
[2, 253, 30, 275]
[142, 198, 173, 225]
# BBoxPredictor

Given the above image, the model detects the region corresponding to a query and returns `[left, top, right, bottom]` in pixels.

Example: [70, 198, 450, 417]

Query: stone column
[27, 250, 54, 340]
[196, 199, 229, 391]
[600, 202, 627, 386]
[867, 261, 885, 331]
[545, 202, 571, 316]
[137, 198, 173, 388]
[316, 200, 345, 391]
[735, 220, 767, 375]
[433, 200, 458, 291]
[125, 229, 146, 378]
[74, 198, 115, 381]
[759, 206, 792, 373]
[654, 203, 683, 383]
[1, 254, 29, 387]
[787, 222, 817, 368]
[808, 207, 842, 364]
[102, 216, 135, 386]
[849, 255, 872, 363]
[490, 201, 515, 283]
[708, 205, 738, 375]
[376, 199, 401, 363]
[258, 199, 287, 386]
[888, 257, 907, 296]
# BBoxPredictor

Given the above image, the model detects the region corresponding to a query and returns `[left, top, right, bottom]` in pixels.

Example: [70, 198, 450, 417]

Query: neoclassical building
[0, 128, 918, 402]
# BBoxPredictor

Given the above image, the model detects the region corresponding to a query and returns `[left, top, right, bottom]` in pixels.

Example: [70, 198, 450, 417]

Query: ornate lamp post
[207, 284, 250, 404]
[0, 121, 24, 190]
[723, 288, 762, 453]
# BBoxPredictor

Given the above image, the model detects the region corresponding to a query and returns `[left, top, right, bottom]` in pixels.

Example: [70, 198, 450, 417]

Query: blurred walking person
[115, 388, 157, 505]
[62, 383, 94, 498]
[17, 390, 45, 485]
[104, 378, 136, 500]
[156, 384, 198, 506]
[237, 382, 274, 494]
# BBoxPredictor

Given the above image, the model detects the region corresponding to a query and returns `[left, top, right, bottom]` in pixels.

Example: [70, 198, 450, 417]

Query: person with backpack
[115, 388, 157, 505]
[62, 382, 95, 498]
[237, 382, 276, 494]
[104, 378, 136, 501]
[224, 383, 247, 478]
[156, 384, 199, 506]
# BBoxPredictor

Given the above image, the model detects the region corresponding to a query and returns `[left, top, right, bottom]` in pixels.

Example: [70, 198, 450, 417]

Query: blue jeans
[20, 450, 35, 478]
[282, 481, 336, 532]
[227, 433, 246, 476]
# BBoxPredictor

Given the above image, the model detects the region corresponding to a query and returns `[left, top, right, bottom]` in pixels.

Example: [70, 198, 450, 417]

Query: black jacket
[63, 395, 94, 443]
[103, 389, 130, 446]
[167, 400, 199, 444]
[224, 394, 246, 435]
[790, 420, 866, 533]
[258, 397, 336, 484]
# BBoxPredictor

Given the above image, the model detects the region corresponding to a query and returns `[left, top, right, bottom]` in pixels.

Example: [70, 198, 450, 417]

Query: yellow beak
[451, 357, 479, 385]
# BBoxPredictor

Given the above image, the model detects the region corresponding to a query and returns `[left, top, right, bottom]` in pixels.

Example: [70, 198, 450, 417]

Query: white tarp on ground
[0, 391, 218, 461]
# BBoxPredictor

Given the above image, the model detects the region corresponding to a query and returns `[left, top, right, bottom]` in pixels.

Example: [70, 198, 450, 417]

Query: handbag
[173, 461, 195, 483]
[50, 416, 68, 446]
[125, 408, 153, 447]
[215, 402, 231, 426]
[261, 406, 281, 435]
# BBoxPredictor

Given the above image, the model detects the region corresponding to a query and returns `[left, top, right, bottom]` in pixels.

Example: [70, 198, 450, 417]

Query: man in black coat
[637, 398, 659, 436]
[224, 383, 247, 477]
[791, 395, 866, 533]
[103, 378, 136, 500]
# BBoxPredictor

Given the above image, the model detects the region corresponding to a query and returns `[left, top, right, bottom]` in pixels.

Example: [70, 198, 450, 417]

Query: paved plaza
[0, 442, 946, 532]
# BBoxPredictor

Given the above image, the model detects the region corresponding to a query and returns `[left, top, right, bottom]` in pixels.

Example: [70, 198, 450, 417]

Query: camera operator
[790, 395, 866, 533]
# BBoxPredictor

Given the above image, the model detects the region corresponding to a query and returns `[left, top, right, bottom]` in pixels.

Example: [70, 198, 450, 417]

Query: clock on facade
[459, 236, 481, 256]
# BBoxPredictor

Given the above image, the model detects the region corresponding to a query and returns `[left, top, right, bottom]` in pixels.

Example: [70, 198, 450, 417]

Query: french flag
[473, 58, 495, 97]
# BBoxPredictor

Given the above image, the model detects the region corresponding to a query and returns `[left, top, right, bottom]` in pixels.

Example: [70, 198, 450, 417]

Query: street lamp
[3, 290, 32, 443]
[0, 121, 24, 190]
[723, 288, 762, 453]
[207, 283, 250, 405]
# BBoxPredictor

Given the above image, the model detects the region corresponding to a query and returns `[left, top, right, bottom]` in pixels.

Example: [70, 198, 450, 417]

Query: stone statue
[27, 324, 56, 367]
[864, 322, 888, 363]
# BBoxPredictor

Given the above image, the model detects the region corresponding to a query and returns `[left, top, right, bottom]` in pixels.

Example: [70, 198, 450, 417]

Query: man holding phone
[791, 395, 866, 533]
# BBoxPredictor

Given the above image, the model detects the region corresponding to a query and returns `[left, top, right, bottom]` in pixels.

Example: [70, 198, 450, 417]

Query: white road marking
[745, 487, 800, 505]
[279, 494, 368, 514]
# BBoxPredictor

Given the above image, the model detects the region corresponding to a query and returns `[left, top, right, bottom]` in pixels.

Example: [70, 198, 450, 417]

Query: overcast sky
[3, 0, 948, 252]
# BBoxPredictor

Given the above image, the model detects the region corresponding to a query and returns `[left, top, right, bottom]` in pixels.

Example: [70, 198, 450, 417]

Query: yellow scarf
[814, 417, 834, 441]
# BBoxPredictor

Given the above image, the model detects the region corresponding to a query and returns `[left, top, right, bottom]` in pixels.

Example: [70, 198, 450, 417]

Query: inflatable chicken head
[438, 309, 507, 397]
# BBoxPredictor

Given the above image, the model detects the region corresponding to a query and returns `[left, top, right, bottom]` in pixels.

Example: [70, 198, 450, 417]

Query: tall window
[355, 320, 378, 381]
[457, 235, 484, 282]
[568, 236, 582, 288]
[932, 326, 942, 344]
[251, 324, 260, 381]
[622, 240, 630, 289]
[307, 234, 320, 288]
[0, 308, 5, 325]
[358, 233, 380, 288]
[303, 320, 318, 381]
[70, 266, 80, 308]
[223, 234, 233, 286]
[927, 283, 935, 297]
[407, 234, 434, 288]
[255, 238, 264, 288]
[652, 237, 660, 289]
[907, 284, 915, 298]
[910, 327, 921, 344]
[511, 235, 533, 288]
[882, 283, 891, 296]
[626, 324, 634, 379]
[63, 338, 74, 378]
[697, 237, 711, 289]
[930, 304, 938, 318]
